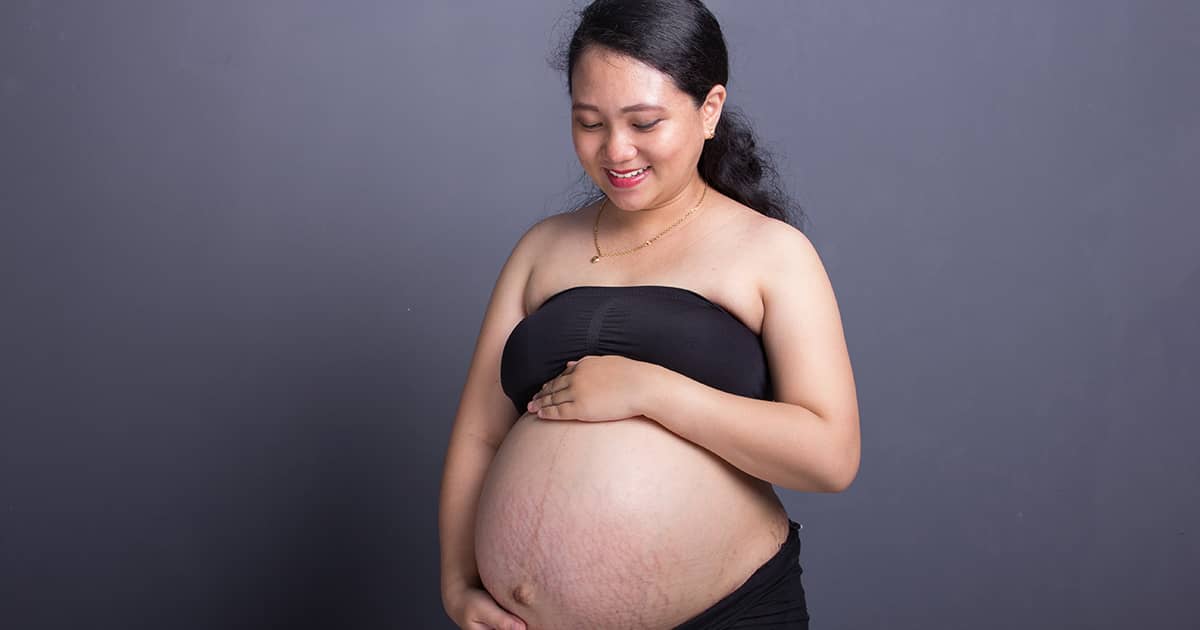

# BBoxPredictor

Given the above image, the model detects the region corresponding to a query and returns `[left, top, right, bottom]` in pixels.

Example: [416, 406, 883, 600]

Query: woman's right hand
[445, 583, 528, 630]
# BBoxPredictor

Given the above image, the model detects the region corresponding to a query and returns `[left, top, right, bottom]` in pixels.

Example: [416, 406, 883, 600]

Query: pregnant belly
[474, 412, 789, 630]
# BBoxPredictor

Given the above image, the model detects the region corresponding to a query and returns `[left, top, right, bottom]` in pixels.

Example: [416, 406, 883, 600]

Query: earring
[704, 129, 715, 140]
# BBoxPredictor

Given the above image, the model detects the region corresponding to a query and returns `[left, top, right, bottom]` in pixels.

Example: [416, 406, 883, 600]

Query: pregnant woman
[440, 1, 860, 628]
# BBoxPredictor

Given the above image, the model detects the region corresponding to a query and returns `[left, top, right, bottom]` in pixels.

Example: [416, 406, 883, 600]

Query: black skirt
[673, 519, 810, 629]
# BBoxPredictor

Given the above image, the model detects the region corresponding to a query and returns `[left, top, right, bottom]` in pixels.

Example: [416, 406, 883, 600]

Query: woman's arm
[439, 425, 504, 599]
[438, 222, 544, 610]
[640, 365, 857, 493]
[641, 225, 860, 493]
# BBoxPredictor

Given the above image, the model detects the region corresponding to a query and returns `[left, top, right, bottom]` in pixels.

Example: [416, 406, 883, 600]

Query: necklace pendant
[590, 255, 601, 264]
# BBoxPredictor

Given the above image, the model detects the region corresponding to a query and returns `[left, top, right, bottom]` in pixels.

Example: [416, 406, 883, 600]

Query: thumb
[481, 611, 525, 630]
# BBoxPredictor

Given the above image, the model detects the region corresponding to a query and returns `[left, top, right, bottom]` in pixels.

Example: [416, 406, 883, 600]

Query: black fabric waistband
[673, 519, 804, 629]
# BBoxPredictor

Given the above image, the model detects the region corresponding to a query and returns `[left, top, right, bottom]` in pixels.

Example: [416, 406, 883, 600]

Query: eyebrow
[571, 102, 667, 114]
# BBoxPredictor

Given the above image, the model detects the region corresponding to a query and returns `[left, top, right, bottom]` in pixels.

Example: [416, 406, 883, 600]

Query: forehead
[571, 46, 689, 110]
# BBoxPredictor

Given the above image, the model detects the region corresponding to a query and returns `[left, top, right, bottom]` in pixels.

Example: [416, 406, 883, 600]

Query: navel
[511, 582, 536, 606]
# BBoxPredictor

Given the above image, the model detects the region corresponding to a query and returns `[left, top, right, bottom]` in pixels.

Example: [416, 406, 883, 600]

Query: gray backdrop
[2, 1, 1197, 629]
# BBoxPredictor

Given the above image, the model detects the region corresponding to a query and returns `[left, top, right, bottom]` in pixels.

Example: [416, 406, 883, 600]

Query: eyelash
[579, 120, 661, 131]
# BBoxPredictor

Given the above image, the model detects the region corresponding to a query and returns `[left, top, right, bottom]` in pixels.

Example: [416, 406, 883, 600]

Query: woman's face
[570, 46, 724, 212]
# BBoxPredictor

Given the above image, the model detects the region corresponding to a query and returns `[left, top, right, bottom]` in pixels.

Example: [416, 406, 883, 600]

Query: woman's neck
[601, 174, 709, 239]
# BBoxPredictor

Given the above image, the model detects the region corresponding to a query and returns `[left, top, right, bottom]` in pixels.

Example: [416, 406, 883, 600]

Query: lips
[605, 165, 651, 189]
[607, 166, 648, 175]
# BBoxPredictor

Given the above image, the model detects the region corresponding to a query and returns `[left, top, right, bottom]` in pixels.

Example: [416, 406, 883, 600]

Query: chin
[606, 192, 653, 212]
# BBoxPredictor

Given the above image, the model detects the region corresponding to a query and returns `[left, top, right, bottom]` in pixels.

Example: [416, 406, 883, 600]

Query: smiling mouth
[606, 166, 651, 178]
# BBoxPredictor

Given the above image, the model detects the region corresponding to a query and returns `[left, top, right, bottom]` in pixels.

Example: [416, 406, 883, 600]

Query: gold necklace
[590, 183, 708, 264]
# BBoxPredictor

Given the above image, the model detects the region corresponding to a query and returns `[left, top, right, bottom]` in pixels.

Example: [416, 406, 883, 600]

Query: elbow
[825, 433, 861, 493]
[792, 452, 857, 494]
[826, 461, 859, 493]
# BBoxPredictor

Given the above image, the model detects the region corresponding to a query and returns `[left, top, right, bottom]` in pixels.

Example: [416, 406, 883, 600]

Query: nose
[602, 129, 637, 165]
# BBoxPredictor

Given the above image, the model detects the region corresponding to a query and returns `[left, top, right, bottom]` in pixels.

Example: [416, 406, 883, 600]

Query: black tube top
[500, 284, 772, 414]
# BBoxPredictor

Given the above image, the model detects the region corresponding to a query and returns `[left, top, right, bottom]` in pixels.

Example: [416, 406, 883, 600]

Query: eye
[633, 119, 662, 131]
[578, 121, 602, 130]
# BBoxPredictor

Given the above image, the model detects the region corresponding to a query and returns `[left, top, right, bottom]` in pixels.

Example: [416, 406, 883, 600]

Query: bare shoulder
[508, 213, 559, 269]
[511, 202, 605, 308]
[746, 214, 821, 276]
[732, 214, 827, 306]
[508, 205, 592, 270]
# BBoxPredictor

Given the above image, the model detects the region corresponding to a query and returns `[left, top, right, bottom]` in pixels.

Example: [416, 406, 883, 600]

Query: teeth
[608, 166, 649, 178]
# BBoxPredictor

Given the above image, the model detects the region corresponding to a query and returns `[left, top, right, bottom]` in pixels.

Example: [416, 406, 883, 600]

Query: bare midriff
[475, 411, 791, 630]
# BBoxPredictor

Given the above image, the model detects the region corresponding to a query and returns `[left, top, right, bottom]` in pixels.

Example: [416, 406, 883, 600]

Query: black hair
[554, 0, 805, 230]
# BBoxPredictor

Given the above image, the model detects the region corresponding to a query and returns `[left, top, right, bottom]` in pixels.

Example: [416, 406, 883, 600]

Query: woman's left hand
[526, 355, 656, 422]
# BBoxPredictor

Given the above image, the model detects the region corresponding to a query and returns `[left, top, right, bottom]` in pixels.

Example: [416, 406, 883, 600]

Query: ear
[700, 84, 727, 136]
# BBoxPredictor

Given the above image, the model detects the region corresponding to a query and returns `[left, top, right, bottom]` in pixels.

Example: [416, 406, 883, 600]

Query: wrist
[638, 361, 676, 421]
[441, 575, 480, 606]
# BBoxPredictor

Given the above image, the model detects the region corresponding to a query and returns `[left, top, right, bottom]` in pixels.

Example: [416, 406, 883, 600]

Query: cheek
[571, 132, 600, 163]
[644, 128, 695, 167]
